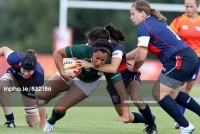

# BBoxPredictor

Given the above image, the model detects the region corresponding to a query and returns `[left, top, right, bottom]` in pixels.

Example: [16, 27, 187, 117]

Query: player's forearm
[53, 50, 66, 75]
[126, 49, 137, 60]
[132, 47, 147, 71]
[94, 64, 118, 73]
[132, 60, 144, 72]
[94, 58, 121, 73]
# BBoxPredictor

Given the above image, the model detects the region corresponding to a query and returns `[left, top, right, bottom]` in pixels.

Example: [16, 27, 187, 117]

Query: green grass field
[0, 85, 199, 134]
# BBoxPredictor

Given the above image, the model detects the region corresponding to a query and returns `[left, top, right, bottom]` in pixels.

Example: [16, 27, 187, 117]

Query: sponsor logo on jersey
[182, 25, 188, 30]
[97, 71, 104, 76]
[112, 52, 119, 56]
[162, 67, 166, 72]
[192, 74, 196, 79]
[195, 26, 200, 31]
[112, 95, 119, 102]
[18, 72, 22, 76]
[85, 68, 91, 72]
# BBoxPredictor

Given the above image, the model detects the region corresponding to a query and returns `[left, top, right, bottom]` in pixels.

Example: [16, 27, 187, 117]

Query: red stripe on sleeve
[176, 55, 182, 70]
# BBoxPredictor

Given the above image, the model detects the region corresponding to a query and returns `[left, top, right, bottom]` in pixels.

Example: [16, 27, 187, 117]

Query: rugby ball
[63, 59, 82, 77]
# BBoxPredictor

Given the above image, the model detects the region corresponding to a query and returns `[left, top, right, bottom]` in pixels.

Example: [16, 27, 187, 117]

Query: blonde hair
[132, 0, 167, 21]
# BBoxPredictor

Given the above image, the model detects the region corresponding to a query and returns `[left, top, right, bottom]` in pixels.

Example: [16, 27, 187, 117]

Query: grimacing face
[92, 51, 109, 68]
[21, 68, 35, 79]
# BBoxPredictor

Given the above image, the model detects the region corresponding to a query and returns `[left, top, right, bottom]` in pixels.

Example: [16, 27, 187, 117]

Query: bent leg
[128, 80, 156, 126]
[38, 106, 46, 128]
[153, 81, 190, 128]
[22, 94, 40, 127]
[0, 73, 17, 128]
[0, 80, 13, 117]
[184, 80, 195, 93]
[107, 80, 147, 124]
[36, 73, 70, 101]
[127, 80, 145, 109]
[47, 83, 87, 125]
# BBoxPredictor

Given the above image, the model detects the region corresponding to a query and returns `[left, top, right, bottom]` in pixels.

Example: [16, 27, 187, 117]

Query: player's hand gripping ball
[63, 59, 82, 77]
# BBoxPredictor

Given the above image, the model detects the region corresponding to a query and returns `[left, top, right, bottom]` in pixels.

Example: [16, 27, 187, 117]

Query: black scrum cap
[21, 53, 37, 70]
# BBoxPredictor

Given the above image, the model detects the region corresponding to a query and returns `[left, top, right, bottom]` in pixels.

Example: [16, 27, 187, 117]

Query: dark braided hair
[85, 23, 127, 43]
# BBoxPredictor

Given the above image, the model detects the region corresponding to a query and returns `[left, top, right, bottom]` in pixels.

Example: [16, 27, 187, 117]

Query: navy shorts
[106, 70, 141, 105]
[18, 81, 36, 99]
[158, 47, 199, 89]
[20, 89, 36, 99]
[190, 58, 200, 81]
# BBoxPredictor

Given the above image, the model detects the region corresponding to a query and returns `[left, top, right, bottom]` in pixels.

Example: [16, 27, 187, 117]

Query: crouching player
[0, 46, 46, 128]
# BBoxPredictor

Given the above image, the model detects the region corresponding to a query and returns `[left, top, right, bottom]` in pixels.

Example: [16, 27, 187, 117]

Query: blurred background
[0, 0, 199, 83]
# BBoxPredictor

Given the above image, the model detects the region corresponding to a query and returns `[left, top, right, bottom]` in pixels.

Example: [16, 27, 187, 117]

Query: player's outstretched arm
[0, 46, 14, 57]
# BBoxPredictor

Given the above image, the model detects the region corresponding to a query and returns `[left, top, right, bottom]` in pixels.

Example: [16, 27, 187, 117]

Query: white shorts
[56, 72, 102, 97]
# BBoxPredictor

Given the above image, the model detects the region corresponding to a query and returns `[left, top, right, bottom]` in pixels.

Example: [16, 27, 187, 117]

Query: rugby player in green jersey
[38, 39, 130, 132]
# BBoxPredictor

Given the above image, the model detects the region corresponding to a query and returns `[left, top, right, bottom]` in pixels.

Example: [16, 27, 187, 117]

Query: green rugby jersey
[65, 44, 122, 83]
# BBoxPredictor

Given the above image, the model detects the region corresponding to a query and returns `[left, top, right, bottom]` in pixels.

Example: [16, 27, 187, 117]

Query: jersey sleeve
[137, 23, 151, 48]
[32, 65, 44, 86]
[7, 51, 24, 65]
[65, 44, 92, 59]
[105, 71, 122, 83]
[169, 17, 179, 33]
[137, 36, 150, 48]
[112, 44, 124, 59]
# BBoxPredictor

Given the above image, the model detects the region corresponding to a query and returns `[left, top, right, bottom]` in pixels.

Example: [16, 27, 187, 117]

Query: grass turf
[0, 85, 199, 134]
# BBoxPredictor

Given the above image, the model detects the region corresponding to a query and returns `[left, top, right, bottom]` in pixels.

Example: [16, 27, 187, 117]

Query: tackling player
[77, 23, 157, 134]
[127, 0, 200, 134]
[37, 39, 130, 132]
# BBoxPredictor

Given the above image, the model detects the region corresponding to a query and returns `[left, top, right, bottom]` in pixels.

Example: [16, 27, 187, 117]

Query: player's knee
[27, 121, 36, 127]
[152, 88, 160, 100]
[36, 91, 46, 100]
[185, 88, 192, 93]
[0, 79, 12, 92]
[26, 119, 40, 127]
[55, 107, 67, 114]
[135, 102, 146, 109]
[38, 99, 50, 106]
[36, 91, 54, 101]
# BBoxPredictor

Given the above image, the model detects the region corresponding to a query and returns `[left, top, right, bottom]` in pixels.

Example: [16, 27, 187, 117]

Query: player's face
[185, 0, 198, 17]
[20, 68, 35, 79]
[130, 7, 146, 26]
[92, 51, 108, 68]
